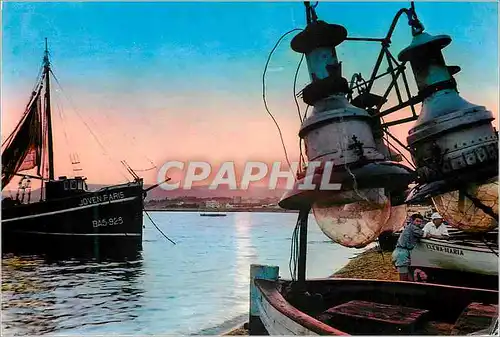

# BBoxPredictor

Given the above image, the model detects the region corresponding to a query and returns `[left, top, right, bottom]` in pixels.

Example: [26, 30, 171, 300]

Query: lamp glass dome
[312, 188, 392, 248]
[432, 178, 498, 232]
[382, 204, 408, 233]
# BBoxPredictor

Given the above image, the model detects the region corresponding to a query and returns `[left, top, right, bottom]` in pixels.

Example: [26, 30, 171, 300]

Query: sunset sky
[2, 1, 498, 187]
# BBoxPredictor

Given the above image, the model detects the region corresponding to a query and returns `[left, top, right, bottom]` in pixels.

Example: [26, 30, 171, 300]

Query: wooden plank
[319, 300, 429, 334]
[451, 303, 498, 335]
[249, 264, 279, 335]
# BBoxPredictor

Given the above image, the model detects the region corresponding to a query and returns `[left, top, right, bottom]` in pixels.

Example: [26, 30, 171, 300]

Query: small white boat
[199, 213, 227, 217]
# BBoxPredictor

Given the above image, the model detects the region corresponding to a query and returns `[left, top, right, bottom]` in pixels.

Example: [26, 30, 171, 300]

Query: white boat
[411, 237, 498, 276]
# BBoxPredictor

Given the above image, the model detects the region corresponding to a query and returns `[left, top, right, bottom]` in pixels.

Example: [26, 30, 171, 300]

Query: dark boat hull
[2, 182, 144, 255]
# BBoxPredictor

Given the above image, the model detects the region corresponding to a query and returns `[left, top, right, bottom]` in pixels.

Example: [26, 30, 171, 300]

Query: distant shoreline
[144, 207, 299, 213]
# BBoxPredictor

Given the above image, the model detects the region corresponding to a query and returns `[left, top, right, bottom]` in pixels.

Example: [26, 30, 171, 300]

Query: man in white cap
[423, 212, 449, 239]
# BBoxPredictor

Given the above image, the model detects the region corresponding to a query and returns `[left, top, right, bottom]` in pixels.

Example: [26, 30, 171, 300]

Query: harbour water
[2, 211, 362, 335]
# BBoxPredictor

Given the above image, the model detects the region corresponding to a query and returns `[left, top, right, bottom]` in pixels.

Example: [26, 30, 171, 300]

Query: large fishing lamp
[278, 13, 414, 247]
[400, 21, 499, 231]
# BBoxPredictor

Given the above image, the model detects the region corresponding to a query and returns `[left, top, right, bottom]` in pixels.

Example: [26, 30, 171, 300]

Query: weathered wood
[418, 321, 455, 335]
[255, 279, 347, 335]
[319, 300, 429, 334]
[451, 302, 498, 335]
[250, 272, 498, 335]
[249, 264, 279, 335]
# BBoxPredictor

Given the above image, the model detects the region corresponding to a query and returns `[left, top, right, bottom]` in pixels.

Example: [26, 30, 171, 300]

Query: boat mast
[43, 38, 55, 181]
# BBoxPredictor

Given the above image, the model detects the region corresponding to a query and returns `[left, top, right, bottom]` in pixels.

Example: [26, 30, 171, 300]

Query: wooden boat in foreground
[250, 265, 499, 335]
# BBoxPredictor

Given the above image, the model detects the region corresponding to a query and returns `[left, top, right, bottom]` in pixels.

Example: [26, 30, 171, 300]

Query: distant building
[205, 200, 220, 208]
[233, 196, 242, 204]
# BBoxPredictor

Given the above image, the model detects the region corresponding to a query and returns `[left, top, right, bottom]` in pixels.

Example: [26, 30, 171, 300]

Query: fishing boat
[412, 235, 498, 276]
[377, 225, 498, 288]
[1, 41, 161, 253]
[409, 236, 498, 288]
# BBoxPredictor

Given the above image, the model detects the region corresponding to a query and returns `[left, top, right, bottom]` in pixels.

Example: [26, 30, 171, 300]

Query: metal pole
[345, 37, 385, 42]
[297, 207, 311, 286]
[44, 38, 55, 181]
[377, 96, 422, 118]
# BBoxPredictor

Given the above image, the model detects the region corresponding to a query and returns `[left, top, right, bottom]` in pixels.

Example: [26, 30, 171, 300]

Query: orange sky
[3, 86, 498, 188]
[2, 2, 498, 188]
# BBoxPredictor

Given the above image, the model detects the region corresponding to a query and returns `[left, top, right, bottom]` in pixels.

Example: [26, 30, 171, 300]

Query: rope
[49, 69, 130, 181]
[293, 54, 307, 173]
[481, 237, 499, 257]
[289, 217, 300, 281]
[293, 53, 305, 123]
[461, 189, 499, 222]
[380, 118, 416, 169]
[144, 210, 176, 245]
[262, 28, 303, 174]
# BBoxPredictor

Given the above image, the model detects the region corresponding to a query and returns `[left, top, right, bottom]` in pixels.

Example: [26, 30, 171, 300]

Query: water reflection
[2, 253, 144, 335]
[2, 235, 142, 263]
[2, 212, 357, 335]
[233, 213, 257, 313]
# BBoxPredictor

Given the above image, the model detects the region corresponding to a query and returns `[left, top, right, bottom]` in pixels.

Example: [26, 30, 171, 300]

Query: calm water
[2, 212, 362, 335]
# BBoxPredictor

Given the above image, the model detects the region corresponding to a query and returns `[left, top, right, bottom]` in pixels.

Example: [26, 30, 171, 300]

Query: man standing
[423, 212, 449, 239]
[391, 213, 425, 281]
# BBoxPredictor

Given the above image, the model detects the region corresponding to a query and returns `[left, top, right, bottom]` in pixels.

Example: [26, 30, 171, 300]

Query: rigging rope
[293, 53, 305, 123]
[29, 60, 45, 99]
[380, 117, 416, 169]
[49, 69, 130, 182]
[100, 113, 158, 172]
[298, 105, 311, 174]
[262, 28, 303, 175]
[53, 90, 83, 174]
[2, 69, 45, 148]
[144, 210, 176, 245]
[293, 54, 307, 173]
[289, 217, 300, 281]
[48, 66, 158, 173]
[481, 237, 499, 257]
[40, 91, 49, 199]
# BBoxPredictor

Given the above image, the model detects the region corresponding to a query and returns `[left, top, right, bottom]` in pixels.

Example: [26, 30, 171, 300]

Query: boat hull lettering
[93, 216, 123, 228]
[79, 192, 125, 206]
[425, 243, 464, 256]
[411, 239, 498, 276]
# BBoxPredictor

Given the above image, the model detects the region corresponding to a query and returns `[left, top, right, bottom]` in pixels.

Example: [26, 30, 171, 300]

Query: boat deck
[255, 278, 499, 335]
[316, 300, 498, 335]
